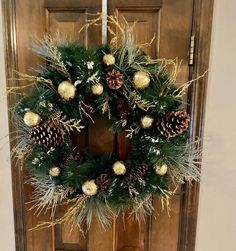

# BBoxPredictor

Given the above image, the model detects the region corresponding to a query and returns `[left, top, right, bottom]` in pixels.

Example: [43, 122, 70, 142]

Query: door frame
[1, 0, 214, 250]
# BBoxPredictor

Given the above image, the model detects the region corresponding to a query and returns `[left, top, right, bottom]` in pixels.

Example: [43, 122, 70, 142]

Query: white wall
[0, 2, 16, 251]
[195, 0, 236, 250]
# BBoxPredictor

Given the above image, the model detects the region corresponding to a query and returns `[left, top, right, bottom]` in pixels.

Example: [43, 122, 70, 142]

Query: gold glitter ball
[140, 115, 154, 129]
[91, 83, 104, 95]
[58, 80, 76, 101]
[103, 54, 115, 66]
[49, 166, 61, 177]
[23, 111, 41, 127]
[82, 180, 98, 196]
[113, 161, 126, 175]
[133, 71, 150, 89]
[155, 164, 168, 176]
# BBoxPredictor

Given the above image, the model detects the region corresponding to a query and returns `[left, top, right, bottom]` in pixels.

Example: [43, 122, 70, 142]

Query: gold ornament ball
[103, 54, 115, 66]
[58, 80, 76, 101]
[140, 115, 154, 129]
[82, 180, 98, 196]
[23, 111, 41, 127]
[113, 161, 126, 175]
[49, 166, 61, 177]
[133, 71, 150, 89]
[91, 83, 104, 95]
[155, 164, 168, 176]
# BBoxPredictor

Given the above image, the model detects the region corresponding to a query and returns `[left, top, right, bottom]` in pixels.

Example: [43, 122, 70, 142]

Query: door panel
[55, 205, 86, 251]
[45, 0, 102, 46]
[14, 0, 193, 251]
[118, 10, 160, 57]
[46, 9, 87, 43]
[115, 216, 150, 251]
[108, 1, 193, 251]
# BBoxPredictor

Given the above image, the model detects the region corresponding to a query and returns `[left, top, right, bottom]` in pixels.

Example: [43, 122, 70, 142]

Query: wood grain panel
[46, 6, 88, 251]
[45, 3, 102, 251]
[108, 5, 162, 251]
[88, 116, 114, 156]
[150, 0, 194, 250]
[159, 0, 194, 83]
[178, 0, 215, 250]
[14, 1, 102, 251]
[25, 185, 54, 251]
[115, 214, 149, 251]
[150, 196, 180, 251]
[87, 217, 115, 251]
[14, 1, 54, 251]
[45, 0, 102, 47]
[55, 205, 86, 251]
[87, 115, 115, 251]
[46, 9, 87, 45]
[108, 0, 163, 9]
[108, 1, 192, 251]
[117, 10, 160, 57]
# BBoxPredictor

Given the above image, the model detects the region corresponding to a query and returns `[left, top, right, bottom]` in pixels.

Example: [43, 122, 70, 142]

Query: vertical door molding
[1, 0, 27, 251]
[178, 0, 214, 251]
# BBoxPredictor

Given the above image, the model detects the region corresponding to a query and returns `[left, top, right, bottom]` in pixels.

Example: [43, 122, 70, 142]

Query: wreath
[11, 17, 201, 230]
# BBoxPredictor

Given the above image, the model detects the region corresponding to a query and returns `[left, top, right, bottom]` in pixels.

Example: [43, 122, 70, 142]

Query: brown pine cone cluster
[31, 122, 64, 147]
[95, 173, 112, 191]
[129, 164, 149, 181]
[106, 69, 124, 90]
[62, 149, 80, 163]
[117, 97, 130, 119]
[157, 111, 190, 137]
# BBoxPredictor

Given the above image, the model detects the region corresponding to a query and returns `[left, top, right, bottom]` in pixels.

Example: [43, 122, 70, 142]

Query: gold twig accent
[52, 111, 85, 133]
[174, 70, 208, 97]
[125, 124, 141, 138]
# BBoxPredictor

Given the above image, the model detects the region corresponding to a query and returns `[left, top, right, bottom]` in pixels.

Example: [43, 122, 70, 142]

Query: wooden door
[11, 0, 194, 251]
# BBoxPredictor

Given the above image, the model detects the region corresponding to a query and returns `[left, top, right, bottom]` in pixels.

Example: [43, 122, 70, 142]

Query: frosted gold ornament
[58, 80, 76, 100]
[140, 115, 154, 129]
[155, 164, 168, 176]
[103, 54, 115, 66]
[49, 166, 61, 177]
[23, 111, 42, 127]
[133, 71, 150, 89]
[82, 180, 98, 196]
[91, 83, 104, 95]
[113, 161, 126, 175]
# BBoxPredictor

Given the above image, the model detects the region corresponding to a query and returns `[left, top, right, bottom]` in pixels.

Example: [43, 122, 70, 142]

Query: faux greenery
[11, 15, 201, 231]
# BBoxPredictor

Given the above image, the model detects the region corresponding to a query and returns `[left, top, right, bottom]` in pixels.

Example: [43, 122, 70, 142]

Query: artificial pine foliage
[10, 15, 202, 231]
[116, 97, 130, 119]
[95, 173, 112, 191]
[129, 164, 149, 181]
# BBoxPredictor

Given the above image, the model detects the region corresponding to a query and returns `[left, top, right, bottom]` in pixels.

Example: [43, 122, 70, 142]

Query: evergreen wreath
[11, 15, 201, 230]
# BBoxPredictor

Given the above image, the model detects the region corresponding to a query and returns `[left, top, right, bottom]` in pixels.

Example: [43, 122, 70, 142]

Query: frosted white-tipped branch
[32, 36, 71, 81]
[51, 111, 84, 133]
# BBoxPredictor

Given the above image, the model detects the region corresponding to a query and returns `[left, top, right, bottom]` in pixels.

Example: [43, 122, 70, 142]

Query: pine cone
[129, 164, 149, 181]
[95, 173, 112, 191]
[31, 122, 64, 147]
[157, 111, 190, 137]
[84, 101, 96, 114]
[117, 97, 130, 119]
[62, 149, 80, 163]
[106, 69, 124, 90]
